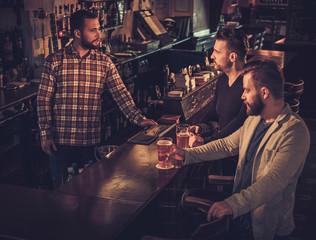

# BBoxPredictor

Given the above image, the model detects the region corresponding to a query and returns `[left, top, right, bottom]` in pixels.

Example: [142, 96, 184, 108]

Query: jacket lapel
[252, 105, 290, 179]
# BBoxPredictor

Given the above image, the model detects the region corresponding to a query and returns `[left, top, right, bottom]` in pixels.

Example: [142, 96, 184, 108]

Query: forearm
[184, 130, 240, 165]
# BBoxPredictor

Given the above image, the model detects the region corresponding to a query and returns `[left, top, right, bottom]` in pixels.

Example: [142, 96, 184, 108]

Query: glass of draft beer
[156, 137, 174, 169]
[175, 124, 190, 168]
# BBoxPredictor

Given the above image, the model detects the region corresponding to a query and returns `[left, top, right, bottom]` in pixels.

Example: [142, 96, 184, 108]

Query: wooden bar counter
[0, 126, 179, 240]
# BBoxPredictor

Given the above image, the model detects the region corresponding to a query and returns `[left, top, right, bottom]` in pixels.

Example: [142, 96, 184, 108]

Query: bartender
[37, 10, 156, 188]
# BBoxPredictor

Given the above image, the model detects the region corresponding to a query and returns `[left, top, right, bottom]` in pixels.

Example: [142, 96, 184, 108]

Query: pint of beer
[157, 137, 174, 169]
[176, 124, 190, 148]
[175, 124, 190, 168]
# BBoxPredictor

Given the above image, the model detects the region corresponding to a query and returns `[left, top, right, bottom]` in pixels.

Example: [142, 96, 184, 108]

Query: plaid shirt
[37, 43, 145, 146]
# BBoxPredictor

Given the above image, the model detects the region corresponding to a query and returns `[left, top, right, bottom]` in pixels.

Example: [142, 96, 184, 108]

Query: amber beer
[175, 124, 190, 168]
[176, 132, 189, 148]
[157, 137, 173, 168]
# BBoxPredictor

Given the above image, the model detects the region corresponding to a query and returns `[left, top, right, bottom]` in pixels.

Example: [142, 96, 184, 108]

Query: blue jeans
[49, 145, 95, 189]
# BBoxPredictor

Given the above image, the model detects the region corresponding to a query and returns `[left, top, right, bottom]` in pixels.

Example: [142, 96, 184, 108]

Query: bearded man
[170, 60, 310, 240]
[37, 10, 156, 188]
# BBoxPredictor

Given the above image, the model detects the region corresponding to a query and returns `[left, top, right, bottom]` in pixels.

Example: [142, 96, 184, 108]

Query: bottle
[201, 45, 209, 70]
[65, 166, 75, 182]
[111, 2, 119, 26]
[20, 57, 30, 81]
[99, 3, 104, 28]
[71, 162, 78, 175]
[105, 116, 112, 141]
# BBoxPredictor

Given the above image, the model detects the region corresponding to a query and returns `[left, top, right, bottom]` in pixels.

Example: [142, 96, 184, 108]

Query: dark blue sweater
[199, 74, 247, 142]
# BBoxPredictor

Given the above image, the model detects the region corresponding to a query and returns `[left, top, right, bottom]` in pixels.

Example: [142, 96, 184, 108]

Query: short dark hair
[70, 10, 98, 37]
[216, 28, 249, 60]
[243, 60, 284, 99]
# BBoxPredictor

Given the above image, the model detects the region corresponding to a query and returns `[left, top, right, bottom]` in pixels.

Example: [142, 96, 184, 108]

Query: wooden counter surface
[57, 139, 178, 203]
[0, 126, 179, 240]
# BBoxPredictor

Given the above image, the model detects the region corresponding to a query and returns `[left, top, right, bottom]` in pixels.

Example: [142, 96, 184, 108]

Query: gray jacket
[184, 104, 310, 240]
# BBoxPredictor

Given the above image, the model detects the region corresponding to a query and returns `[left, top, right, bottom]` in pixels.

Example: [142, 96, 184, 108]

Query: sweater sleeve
[184, 127, 241, 165]
[203, 103, 247, 142]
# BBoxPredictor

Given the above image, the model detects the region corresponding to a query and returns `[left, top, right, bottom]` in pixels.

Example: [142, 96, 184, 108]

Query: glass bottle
[65, 166, 75, 182]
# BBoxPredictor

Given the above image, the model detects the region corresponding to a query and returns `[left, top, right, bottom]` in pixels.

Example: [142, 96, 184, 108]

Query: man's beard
[81, 37, 100, 50]
[213, 59, 233, 72]
[246, 93, 265, 116]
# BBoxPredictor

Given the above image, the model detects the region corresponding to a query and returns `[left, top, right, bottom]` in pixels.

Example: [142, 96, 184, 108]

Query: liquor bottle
[111, 2, 119, 27]
[201, 45, 209, 70]
[63, 4, 70, 36]
[102, 2, 108, 28]
[65, 166, 75, 182]
[20, 57, 30, 81]
[105, 116, 112, 141]
[71, 162, 78, 175]
[99, 2, 104, 29]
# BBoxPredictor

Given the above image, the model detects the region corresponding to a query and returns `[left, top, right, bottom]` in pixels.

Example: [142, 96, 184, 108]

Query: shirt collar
[66, 42, 95, 59]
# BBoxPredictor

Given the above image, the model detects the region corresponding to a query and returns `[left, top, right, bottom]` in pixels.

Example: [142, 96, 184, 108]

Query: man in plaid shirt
[37, 10, 156, 188]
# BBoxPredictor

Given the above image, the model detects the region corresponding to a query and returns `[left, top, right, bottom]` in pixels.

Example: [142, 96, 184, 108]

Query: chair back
[181, 189, 231, 240]
[191, 216, 230, 240]
[284, 80, 304, 113]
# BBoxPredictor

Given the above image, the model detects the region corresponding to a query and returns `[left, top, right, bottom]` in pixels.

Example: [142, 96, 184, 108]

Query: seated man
[189, 28, 249, 179]
[189, 28, 248, 147]
[170, 60, 310, 240]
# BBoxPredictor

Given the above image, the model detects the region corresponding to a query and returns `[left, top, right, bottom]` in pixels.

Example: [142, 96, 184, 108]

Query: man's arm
[184, 127, 241, 165]
[105, 61, 156, 126]
[225, 123, 310, 219]
[37, 55, 57, 154]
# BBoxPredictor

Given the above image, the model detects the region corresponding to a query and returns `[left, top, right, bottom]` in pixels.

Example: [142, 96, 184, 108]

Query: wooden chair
[141, 190, 231, 240]
[284, 80, 304, 113]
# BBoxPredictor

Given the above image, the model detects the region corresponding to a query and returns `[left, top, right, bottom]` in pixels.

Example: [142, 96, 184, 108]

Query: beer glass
[176, 124, 190, 148]
[156, 137, 174, 169]
[176, 124, 190, 168]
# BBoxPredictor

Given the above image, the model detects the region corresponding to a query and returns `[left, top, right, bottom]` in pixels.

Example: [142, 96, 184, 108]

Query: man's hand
[207, 201, 233, 221]
[168, 145, 185, 163]
[140, 118, 158, 127]
[189, 134, 204, 147]
[189, 125, 201, 135]
[41, 139, 57, 156]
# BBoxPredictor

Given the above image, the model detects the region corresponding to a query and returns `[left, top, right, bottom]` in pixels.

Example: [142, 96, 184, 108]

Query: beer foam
[157, 140, 173, 146]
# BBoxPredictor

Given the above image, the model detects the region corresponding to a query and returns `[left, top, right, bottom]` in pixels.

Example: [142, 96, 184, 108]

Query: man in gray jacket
[170, 60, 310, 240]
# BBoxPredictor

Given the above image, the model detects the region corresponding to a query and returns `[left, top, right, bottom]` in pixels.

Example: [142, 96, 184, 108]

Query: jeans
[49, 145, 95, 189]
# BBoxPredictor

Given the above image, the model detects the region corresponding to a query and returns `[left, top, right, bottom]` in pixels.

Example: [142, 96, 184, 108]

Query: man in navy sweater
[189, 28, 249, 177]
